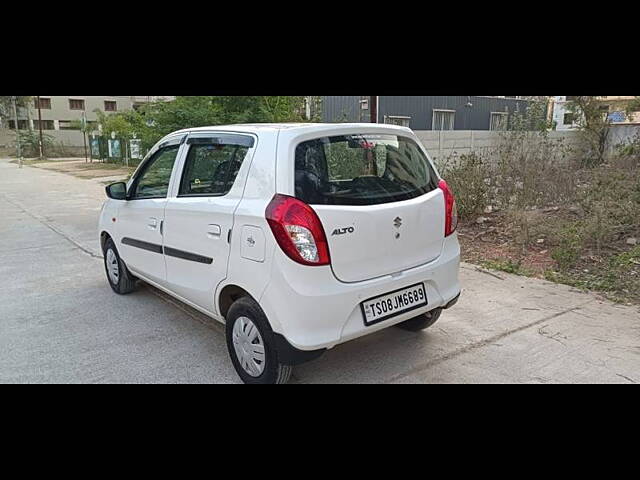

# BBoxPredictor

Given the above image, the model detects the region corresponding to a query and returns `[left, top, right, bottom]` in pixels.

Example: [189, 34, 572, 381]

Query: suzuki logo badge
[393, 217, 402, 239]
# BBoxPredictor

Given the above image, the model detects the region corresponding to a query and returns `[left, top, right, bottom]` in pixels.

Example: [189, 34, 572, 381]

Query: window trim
[432, 109, 456, 131]
[186, 134, 255, 148]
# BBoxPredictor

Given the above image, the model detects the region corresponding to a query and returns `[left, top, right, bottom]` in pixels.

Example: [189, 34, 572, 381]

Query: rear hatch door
[293, 131, 444, 283]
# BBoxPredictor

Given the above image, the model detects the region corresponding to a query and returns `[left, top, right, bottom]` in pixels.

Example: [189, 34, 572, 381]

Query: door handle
[207, 224, 222, 238]
[148, 217, 158, 229]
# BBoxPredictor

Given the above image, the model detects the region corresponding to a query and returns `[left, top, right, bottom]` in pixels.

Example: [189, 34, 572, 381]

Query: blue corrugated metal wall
[322, 96, 362, 122]
[322, 96, 530, 130]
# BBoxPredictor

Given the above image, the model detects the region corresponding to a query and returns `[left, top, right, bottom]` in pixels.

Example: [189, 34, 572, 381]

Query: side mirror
[105, 182, 127, 200]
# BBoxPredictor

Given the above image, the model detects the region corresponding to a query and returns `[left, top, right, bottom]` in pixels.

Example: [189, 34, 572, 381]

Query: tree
[626, 96, 640, 121]
[0, 96, 33, 160]
[89, 96, 311, 161]
[70, 116, 99, 162]
[508, 97, 553, 132]
[129, 96, 308, 152]
[0, 96, 32, 123]
[565, 96, 612, 166]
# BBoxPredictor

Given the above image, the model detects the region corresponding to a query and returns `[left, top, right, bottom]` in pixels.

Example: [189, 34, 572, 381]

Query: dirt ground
[458, 208, 640, 306]
[15, 158, 134, 182]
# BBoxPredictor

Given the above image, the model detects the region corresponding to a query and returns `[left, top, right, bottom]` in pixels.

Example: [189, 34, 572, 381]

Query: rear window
[295, 134, 438, 206]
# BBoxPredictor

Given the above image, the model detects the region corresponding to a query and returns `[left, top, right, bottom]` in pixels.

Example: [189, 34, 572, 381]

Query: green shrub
[438, 152, 490, 218]
[481, 259, 530, 276]
[17, 130, 55, 157]
[551, 223, 584, 271]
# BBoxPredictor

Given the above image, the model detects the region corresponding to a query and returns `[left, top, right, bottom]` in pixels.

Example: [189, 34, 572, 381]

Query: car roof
[171, 122, 412, 136]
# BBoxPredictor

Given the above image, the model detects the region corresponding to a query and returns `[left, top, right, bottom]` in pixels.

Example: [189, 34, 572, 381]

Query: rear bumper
[444, 291, 461, 309]
[260, 234, 461, 352]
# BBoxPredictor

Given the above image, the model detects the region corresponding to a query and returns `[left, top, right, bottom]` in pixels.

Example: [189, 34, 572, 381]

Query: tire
[103, 238, 137, 295]
[225, 296, 292, 384]
[396, 308, 442, 332]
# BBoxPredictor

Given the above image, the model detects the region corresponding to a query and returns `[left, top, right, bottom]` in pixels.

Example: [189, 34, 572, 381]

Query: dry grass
[443, 135, 640, 305]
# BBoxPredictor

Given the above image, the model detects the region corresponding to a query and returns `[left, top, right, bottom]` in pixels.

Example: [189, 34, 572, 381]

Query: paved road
[1, 158, 639, 384]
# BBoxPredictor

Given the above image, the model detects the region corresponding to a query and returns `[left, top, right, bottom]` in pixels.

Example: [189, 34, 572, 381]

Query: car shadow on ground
[141, 281, 449, 384]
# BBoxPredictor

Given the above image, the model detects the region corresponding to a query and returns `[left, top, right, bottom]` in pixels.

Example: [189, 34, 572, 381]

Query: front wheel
[395, 308, 442, 332]
[103, 238, 137, 295]
[225, 297, 292, 384]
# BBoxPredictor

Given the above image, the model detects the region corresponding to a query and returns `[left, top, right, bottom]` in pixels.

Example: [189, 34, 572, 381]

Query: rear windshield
[294, 134, 438, 206]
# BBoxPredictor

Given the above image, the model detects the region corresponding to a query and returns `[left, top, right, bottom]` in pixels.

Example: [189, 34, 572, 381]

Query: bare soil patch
[29, 159, 134, 181]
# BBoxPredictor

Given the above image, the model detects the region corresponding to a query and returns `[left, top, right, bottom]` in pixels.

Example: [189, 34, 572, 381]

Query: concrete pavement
[1, 158, 639, 383]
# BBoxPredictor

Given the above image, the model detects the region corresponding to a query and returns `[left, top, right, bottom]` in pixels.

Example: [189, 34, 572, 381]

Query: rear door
[116, 135, 185, 284]
[294, 133, 444, 283]
[162, 133, 256, 313]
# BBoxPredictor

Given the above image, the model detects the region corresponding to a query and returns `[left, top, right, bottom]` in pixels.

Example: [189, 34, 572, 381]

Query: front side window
[295, 134, 438, 206]
[131, 146, 180, 199]
[179, 142, 249, 197]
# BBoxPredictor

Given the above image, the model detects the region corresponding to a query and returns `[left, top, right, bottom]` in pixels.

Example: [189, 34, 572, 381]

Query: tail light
[265, 194, 331, 266]
[438, 179, 458, 237]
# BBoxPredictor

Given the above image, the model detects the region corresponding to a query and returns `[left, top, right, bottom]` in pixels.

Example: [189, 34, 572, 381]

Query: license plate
[360, 283, 428, 326]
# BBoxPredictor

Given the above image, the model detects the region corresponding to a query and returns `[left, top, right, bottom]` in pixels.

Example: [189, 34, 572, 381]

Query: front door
[117, 137, 183, 284]
[163, 133, 255, 313]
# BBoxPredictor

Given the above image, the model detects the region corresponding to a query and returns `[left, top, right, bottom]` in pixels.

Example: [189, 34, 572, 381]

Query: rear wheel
[103, 238, 137, 295]
[225, 297, 292, 384]
[396, 308, 442, 332]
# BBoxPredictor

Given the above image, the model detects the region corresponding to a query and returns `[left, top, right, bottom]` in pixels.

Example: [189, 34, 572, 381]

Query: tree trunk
[12, 97, 21, 164]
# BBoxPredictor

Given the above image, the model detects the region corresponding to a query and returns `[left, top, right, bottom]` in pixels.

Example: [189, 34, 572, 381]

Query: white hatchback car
[99, 123, 461, 383]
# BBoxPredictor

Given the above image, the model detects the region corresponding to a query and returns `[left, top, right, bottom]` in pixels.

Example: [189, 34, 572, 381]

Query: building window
[490, 112, 508, 131]
[432, 110, 455, 131]
[34, 97, 51, 109]
[7, 120, 30, 130]
[360, 98, 369, 110]
[69, 99, 85, 110]
[104, 101, 117, 112]
[33, 120, 55, 130]
[384, 115, 411, 128]
[608, 111, 626, 123]
[58, 120, 79, 130]
[563, 113, 575, 125]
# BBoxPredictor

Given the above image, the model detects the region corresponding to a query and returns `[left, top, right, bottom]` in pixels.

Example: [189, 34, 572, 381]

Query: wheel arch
[217, 284, 257, 320]
[100, 230, 112, 253]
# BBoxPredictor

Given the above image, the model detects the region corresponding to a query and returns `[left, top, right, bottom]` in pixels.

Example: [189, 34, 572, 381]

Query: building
[0, 96, 174, 154]
[321, 96, 532, 131]
[551, 96, 640, 130]
[130, 96, 176, 109]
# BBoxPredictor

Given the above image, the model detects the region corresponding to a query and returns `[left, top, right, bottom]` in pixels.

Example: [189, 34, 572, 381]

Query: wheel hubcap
[106, 249, 120, 284]
[232, 316, 266, 377]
